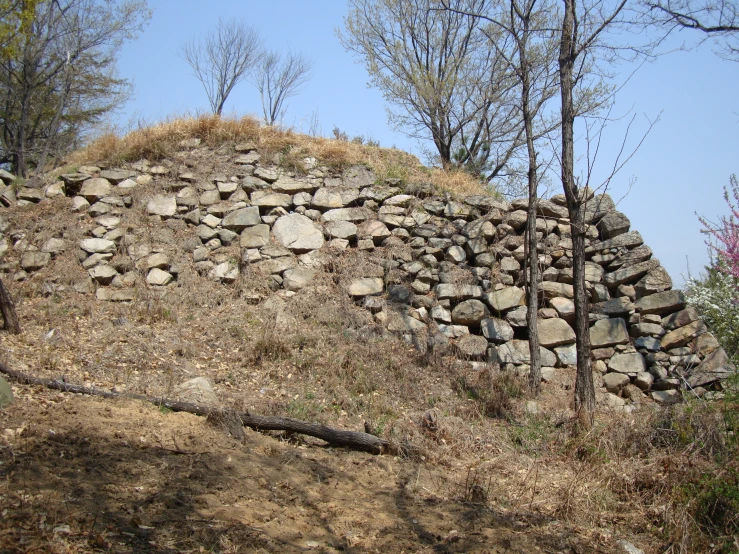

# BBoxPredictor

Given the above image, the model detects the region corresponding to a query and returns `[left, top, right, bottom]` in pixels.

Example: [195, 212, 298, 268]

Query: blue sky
[114, 0, 739, 287]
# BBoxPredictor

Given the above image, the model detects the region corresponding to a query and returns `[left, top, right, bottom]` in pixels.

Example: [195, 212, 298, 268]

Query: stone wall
[1, 139, 735, 406]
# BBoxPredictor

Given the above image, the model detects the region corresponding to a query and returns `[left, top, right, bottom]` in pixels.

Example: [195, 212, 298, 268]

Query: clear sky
[113, 0, 739, 288]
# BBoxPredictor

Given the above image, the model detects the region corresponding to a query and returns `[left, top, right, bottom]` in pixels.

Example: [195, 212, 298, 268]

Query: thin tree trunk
[0, 278, 20, 334]
[559, 0, 594, 426]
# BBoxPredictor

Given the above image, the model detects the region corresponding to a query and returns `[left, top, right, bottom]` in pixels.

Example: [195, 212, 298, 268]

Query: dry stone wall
[0, 139, 735, 407]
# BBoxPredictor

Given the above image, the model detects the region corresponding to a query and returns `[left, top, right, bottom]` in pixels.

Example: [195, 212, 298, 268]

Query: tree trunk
[559, 0, 594, 426]
[0, 278, 20, 334]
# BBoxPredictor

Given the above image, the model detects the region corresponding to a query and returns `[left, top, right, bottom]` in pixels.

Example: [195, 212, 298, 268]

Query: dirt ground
[0, 384, 653, 554]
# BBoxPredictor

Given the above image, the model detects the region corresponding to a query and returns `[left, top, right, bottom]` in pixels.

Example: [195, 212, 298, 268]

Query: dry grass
[67, 114, 491, 197]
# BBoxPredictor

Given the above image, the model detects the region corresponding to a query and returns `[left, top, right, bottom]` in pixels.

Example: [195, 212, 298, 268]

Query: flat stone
[251, 191, 292, 208]
[283, 268, 315, 291]
[634, 266, 672, 297]
[256, 257, 297, 275]
[634, 290, 686, 315]
[608, 245, 653, 270]
[484, 286, 525, 312]
[687, 347, 736, 388]
[325, 220, 357, 240]
[537, 318, 576, 348]
[662, 306, 699, 330]
[221, 206, 261, 230]
[651, 390, 681, 404]
[435, 284, 483, 300]
[348, 277, 384, 297]
[597, 211, 630, 239]
[554, 344, 578, 366]
[146, 253, 170, 270]
[590, 230, 644, 252]
[493, 340, 556, 367]
[312, 187, 359, 209]
[239, 224, 270, 248]
[211, 262, 239, 283]
[321, 207, 373, 222]
[17, 187, 44, 203]
[590, 318, 630, 348]
[21, 251, 51, 271]
[630, 323, 665, 337]
[146, 195, 177, 217]
[80, 238, 116, 254]
[272, 177, 320, 194]
[480, 318, 514, 343]
[438, 324, 470, 338]
[608, 352, 646, 375]
[603, 259, 660, 288]
[99, 169, 136, 184]
[79, 178, 112, 202]
[592, 297, 635, 317]
[541, 281, 574, 299]
[89, 264, 119, 285]
[660, 320, 708, 350]
[634, 336, 661, 351]
[272, 214, 324, 253]
[146, 268, 173, 286]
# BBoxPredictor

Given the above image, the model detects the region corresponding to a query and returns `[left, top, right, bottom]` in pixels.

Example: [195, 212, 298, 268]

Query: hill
[0, 116, 736, 553]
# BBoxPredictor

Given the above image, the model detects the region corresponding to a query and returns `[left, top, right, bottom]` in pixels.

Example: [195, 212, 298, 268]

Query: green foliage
[685, 264, 739, 363]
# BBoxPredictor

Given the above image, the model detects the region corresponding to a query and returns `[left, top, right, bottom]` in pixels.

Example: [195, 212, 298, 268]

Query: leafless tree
[254, 50, 313, 126]
[441, 0, 561, 394]
[340, 0, 529, 184]
[644, 0, 739, 59]
[180, 19, 262, 116]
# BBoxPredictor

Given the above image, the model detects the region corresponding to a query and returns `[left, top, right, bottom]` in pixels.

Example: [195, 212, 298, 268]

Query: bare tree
[180, 19, 262, 116]
[644, 0, 739, 59]
[0, 278, 19, 334]
[254, 50, 313, 126]
[441, 0, 561, 394]
[340, 0, 529, 184]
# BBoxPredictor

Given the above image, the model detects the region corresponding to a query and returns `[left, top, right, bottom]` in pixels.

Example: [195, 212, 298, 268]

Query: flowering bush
[699, 175, 739, 282]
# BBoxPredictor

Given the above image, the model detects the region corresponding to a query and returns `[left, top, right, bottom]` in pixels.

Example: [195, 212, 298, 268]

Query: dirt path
[0, 385, 629, 554]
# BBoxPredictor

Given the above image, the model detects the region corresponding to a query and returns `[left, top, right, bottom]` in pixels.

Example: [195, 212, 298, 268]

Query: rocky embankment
[0, 139, 734, 408]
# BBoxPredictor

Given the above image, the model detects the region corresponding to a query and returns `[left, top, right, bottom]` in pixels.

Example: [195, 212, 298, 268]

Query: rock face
[272, 214, 324, 253]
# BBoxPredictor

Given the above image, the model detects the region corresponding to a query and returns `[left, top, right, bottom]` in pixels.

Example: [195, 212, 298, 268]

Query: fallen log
[0, 361, 391, 454]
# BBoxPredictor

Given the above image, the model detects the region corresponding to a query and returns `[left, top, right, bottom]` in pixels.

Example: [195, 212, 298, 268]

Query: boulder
[554, 344, 577, 366]
[537, 318, 576, 348]
[146, 195, 177, 217]
[79, 178, 111, 202]
[493, 340, 556, 366]
[660, 320, 708, 350]
[687, 347, 736, 388]
[221, 206, 261, 230]
[480, 318, 514, 343]
[451, 299, 488, 325]
[239, 224, 270, 248]
[597, 211, 630, 239]
[634, 266, 672, 297]
[484, 286, 525, 312]
[348, 277, 384, 297]
[312, 187, 360, 209]
[272, 214, 324, 253]
[603, 372, 630, 394]
[634, 290, 686, 315]
[436, 284, 483, 300]
[455, 335, 489, 359]
[325, 220, 358, 240]
[608, 352, 646, 375]
[590, 318, 630, 348]
[283, 268, 315, 291]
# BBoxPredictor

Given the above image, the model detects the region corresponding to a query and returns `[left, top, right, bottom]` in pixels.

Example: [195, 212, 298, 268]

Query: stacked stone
[0, 139, 733, 403]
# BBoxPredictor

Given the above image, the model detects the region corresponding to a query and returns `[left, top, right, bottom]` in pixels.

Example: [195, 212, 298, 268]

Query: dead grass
[67, 114, 491, 197]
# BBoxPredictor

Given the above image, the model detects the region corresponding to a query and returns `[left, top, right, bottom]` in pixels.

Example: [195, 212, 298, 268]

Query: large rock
[89, 264, 119, 285]
[239, 224, 270, 248]
[251, 191, 292, 208]
[484, 286, 525, 312]
[590, 318, 630, 348]
[146, 195, 177, 217]
[608, 352, 646, 375]
[272, 177, 319, 194]
[603, 259, 660, 288]
[451, 299, 488, 325]
[590, 230, 643, 252]
[222, 207, 261, 230]
[480, 318, 514, 343]
[455, 335, 489, 359]
[146, 268, 173, 286]
[348, 277, 383, 297]
[493, 340, 556, 367]
[603, 372, 630, 394]
[597, 211, 630, 239]
[662, 306, 699, 331]
[325, 220, 358, 240]
[554, 344, 577, 366]
[660, 320, 708, 350]
[634, 266, 672, 297]
[175, 377, 219, 407]
[272, 214, 324, 253]
[436, 284, 483, 300]
[537, 318, 576, 348]
[634, 290, 686, 315]
[540, 281, 574, 299]
[592, 297, 635, 317]
[21, 251, 51, 271]
[80, 238, 116, 254]
[687, 347, 736, 388]
[79, 178, 111, 202]
[312, 187, 359, 209]
[321, 207, 373, 222]
[283, 268, 315, 291]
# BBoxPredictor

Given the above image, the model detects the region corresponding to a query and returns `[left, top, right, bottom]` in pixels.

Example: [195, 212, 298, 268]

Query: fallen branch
[0, 361, 391, 454]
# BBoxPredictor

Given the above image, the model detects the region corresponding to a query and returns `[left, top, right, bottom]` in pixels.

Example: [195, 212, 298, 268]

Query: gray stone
[41, 238, 67, 255]
[21, 251, 51, 271]
[494, 340, 556, 367]
[272, 177, 319, 194]
[272, 214, 324, 253]
[608, 352, 646, 375]
[609, 245, 653, 270]
[550, 297, 575, 319]
[635, 290, 686, 315]
[251, 191, 292, 208]
[554, 344, 578, 366]
[175, 377, 219, 407]
[634, 266, 672, 297]
[603, 372, 630, 394]
[431, 305, 452, 323]
[451, 299, 488, 325]
[687, 347, 736, 388]
[455, 335, 489, 359]
[146, 268, 173, 286]
[651, 390, 681, 404]
[592, 297, 635, 317]
[435, 284, 483, 300]
[662, 306, 699, 331]
[239, 224, 270, 248]
[603, 259, 660, 288]
[634, 336, 661, 351]
[661, 320, 708, 350]
[630, 322, 665, 337]
[89, 264, 119, 285]
[146, 253, 170, 270]
[0, 375, 13, 408]
[438, 324, 470, 338]
[222, 206, 261, 230]
[537, 318, 576, 348]
[321, 207, 373, 222]
[79, 178, 111, 202]
[387, 313, 427, 333]
[17, 187, 44, 203]
[325, 220, 358, 240]
[80, 238, 116, 254]
[597, 211, 630, 239]
[348, 277, 384, 297]
[312, 187, 360, 209]
[484, 286, 525, 312]
[590, 318, 630, 348]
[199, 190, 220, 205]
[283, 268, 315, 291]
[480, 318, 514, 343]
[634, 372, 654, 390]
[146, 195, 177, 217]
[506, 305, 528, 327]
[540, 281, 574, 299]
[590, 230, 644, 252]
[211, 262, 239, 283]
[99, 169, 135, 184]
[256, 257, 296, 275]
[342, 165, 375, 188]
